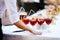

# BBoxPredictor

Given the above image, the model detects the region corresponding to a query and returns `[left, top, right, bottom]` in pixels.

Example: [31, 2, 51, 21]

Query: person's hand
[30, 29, 42, 35]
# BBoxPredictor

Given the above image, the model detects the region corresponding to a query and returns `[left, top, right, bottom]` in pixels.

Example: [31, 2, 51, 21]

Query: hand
[30, 30, 42, 35]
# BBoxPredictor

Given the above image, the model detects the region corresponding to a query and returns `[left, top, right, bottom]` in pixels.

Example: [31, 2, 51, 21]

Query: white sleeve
[4, 0, 20, 23]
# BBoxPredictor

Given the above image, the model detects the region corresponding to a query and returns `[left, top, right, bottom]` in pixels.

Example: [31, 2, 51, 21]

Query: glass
[20, 15, 27, 20]
[44, 15, 53, 32]
[30, 18, 37, 26]
[44, 18, 52, 25]
[19, 7, 27, 20]
[38, 18, 44, 26]
[23, 18, 29, 25]
[36, 14, 45, 30]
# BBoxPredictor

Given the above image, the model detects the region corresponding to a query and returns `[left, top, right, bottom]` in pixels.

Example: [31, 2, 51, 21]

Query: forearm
[14, 20, 33, 32]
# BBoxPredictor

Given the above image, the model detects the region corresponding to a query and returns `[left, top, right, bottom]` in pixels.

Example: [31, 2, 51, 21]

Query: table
[2, 9, 60, 40]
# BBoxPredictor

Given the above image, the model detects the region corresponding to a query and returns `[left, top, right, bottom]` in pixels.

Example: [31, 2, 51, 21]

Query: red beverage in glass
[45, 18, 52, 25]
[30, 18, 37, 26]
[36, 18, 38, 22]
[23, 18, 29, 24]
[38, 19, 44, 26]
[20, 15, 27, 20]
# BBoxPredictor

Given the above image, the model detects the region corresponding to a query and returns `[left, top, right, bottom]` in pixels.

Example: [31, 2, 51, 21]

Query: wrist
[28, 29, 35, 33]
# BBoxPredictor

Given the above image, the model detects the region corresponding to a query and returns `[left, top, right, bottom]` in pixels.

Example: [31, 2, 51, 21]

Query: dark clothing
[17, 0, 45, 15]
[0, 18, 3, 40]
[23, 0, 45, 12]
[24, 2, 40, 13]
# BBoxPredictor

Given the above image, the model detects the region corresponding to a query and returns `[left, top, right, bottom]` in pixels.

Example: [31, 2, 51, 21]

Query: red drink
[45, 18, 52, 25]
[23, 18, 29, 24]
[20, 15, 27, 20]
[30, 18, 37, 26]
[38, 19, 44, 26]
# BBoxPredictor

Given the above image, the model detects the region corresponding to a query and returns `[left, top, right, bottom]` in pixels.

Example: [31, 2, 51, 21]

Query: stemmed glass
[36, 14, 45, 30]
[44, 17, 52, 25]
[44, 15, 52, 32]
[28, 9, 37, 27]
[37, 18, 44, 29]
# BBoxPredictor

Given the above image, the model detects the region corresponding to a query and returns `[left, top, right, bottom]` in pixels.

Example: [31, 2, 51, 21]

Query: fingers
[33, 32, 42, 35]
[31, 30, 42, 35]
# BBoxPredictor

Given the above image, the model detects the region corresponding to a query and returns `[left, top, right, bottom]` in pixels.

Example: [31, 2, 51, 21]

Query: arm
[4, 0, 42, 35]
[14, 20, 33, 32]
[4, 0, 32, 32]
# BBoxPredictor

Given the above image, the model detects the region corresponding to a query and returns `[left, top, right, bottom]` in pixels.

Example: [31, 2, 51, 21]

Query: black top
[17, 0, 45, 15]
